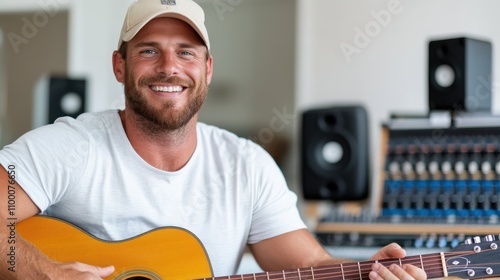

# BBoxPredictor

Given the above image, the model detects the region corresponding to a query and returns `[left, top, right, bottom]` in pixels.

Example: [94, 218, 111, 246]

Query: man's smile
[149, 85, 184, 93]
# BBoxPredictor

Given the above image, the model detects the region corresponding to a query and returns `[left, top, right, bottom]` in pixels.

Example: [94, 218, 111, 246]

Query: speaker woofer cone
[434, 64, 456, 88]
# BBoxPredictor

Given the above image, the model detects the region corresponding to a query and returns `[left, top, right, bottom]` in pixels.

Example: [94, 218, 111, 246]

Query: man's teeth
[150, 85, 183, 92]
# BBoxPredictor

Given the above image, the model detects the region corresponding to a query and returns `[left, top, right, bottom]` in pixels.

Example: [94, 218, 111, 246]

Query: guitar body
[17, 216, 213, 280]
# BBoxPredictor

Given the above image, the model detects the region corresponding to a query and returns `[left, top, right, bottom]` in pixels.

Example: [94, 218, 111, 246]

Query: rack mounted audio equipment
[315, 113, 500, 250]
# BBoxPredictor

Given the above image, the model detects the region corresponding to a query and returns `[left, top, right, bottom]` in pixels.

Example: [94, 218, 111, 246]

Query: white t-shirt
[0, 110, 306, 276]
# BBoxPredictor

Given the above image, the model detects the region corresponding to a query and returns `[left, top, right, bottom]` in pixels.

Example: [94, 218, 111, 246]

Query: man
[0, 0, 426, 279]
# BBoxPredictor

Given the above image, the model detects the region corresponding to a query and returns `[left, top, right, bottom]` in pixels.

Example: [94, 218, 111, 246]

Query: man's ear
[112, 51, 125, 83]
[206, 54, 214, 85]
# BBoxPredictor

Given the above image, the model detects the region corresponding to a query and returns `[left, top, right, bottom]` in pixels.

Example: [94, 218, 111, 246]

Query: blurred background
[2, 0, 500, 271]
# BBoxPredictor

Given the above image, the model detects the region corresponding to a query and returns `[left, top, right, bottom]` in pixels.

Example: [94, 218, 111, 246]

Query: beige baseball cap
[118, 0, 210, 50]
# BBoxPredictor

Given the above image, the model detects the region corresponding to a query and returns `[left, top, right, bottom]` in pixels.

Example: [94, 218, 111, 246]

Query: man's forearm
[0, 228, 57, 280]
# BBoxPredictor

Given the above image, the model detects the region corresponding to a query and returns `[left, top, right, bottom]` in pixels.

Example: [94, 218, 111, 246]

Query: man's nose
[156, 52, 180, 76]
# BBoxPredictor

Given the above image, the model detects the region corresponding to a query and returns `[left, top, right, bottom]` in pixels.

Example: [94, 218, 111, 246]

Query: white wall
[296, 0, 500, 203]
[198, 0, 295, 135]
[66, 0, 127, 111]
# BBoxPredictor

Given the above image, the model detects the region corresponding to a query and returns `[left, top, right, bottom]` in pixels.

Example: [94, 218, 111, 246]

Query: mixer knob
[389, 162, 399, 174]
[415, 161, 426, 175]
[402, 161, 413, 174]
[425, 238, 436, 248]
[482, 161, 492, 174]
[455, 161, 466, 174]
[496, 162, 500, 175]
[438, 236, 448, 248]
[441, 161, 452, 174]
[414, 238, 424, 248]
[468, 161, 479, 174]
[450, 238, 460, 248]
[429, 161, 439, 174]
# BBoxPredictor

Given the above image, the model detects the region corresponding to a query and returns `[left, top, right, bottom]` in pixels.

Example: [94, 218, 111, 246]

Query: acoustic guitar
[16, 216, 500, 280]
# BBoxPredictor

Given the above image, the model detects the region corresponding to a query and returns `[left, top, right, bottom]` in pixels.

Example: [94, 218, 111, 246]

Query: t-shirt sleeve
[247, 144, 307, 244]
[0, 118, 90, 212]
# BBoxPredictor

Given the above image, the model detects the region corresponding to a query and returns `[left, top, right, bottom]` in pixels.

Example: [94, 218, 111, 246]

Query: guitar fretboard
[200, 252, 447, 280]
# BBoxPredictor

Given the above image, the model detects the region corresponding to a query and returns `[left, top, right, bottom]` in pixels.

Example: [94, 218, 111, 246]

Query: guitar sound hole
[117, 270, 159, 280]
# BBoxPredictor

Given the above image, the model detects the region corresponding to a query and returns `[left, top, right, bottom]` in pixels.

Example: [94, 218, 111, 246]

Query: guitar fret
[282, 270, 285, 279]
[311, 267, 315, 280]
[440, 252, 448, 277]
[340, 263, 345, 280]
[297, 268, 301, 280]
[419, 255, 424, 271]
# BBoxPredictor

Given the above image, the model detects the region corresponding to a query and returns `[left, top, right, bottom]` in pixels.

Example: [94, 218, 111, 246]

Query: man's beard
[123, 68, 208, 133]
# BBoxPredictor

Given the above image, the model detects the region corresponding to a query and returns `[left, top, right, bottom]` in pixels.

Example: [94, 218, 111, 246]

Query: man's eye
[140, 49, 157, 55]
[180, 51, 193, 56]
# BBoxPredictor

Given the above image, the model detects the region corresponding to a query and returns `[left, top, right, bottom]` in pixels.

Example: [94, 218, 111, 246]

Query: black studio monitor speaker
[428, 37, 492, 112]
[33, 76, 87, 128]
[301, 106, 369, 201]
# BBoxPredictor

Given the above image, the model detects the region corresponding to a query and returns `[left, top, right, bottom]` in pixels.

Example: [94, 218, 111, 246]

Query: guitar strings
[201, 250, 498, 280]
[202, 252, 482, 280]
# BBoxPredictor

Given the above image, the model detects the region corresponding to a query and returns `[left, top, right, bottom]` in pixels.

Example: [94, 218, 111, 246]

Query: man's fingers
[96, 265, 115, 278]
[81, 263, 114, 278]
[370, 243, 406, 260]
[401, 264, 426, 280]
[59, 262, 115, 279]
[369, 263, 426, 280]
[370, 263, 402, 280]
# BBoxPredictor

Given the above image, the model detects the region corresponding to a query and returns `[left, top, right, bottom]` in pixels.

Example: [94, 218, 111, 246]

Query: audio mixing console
[315, 114, 500, 250]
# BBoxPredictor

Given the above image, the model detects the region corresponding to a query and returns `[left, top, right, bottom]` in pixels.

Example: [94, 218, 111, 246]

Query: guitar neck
[201, 252, 446, 280]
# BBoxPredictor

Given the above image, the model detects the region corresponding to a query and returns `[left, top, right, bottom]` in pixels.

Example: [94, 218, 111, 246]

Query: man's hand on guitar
[50, 262, 114, 280]
[368, 243, 427, 280]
